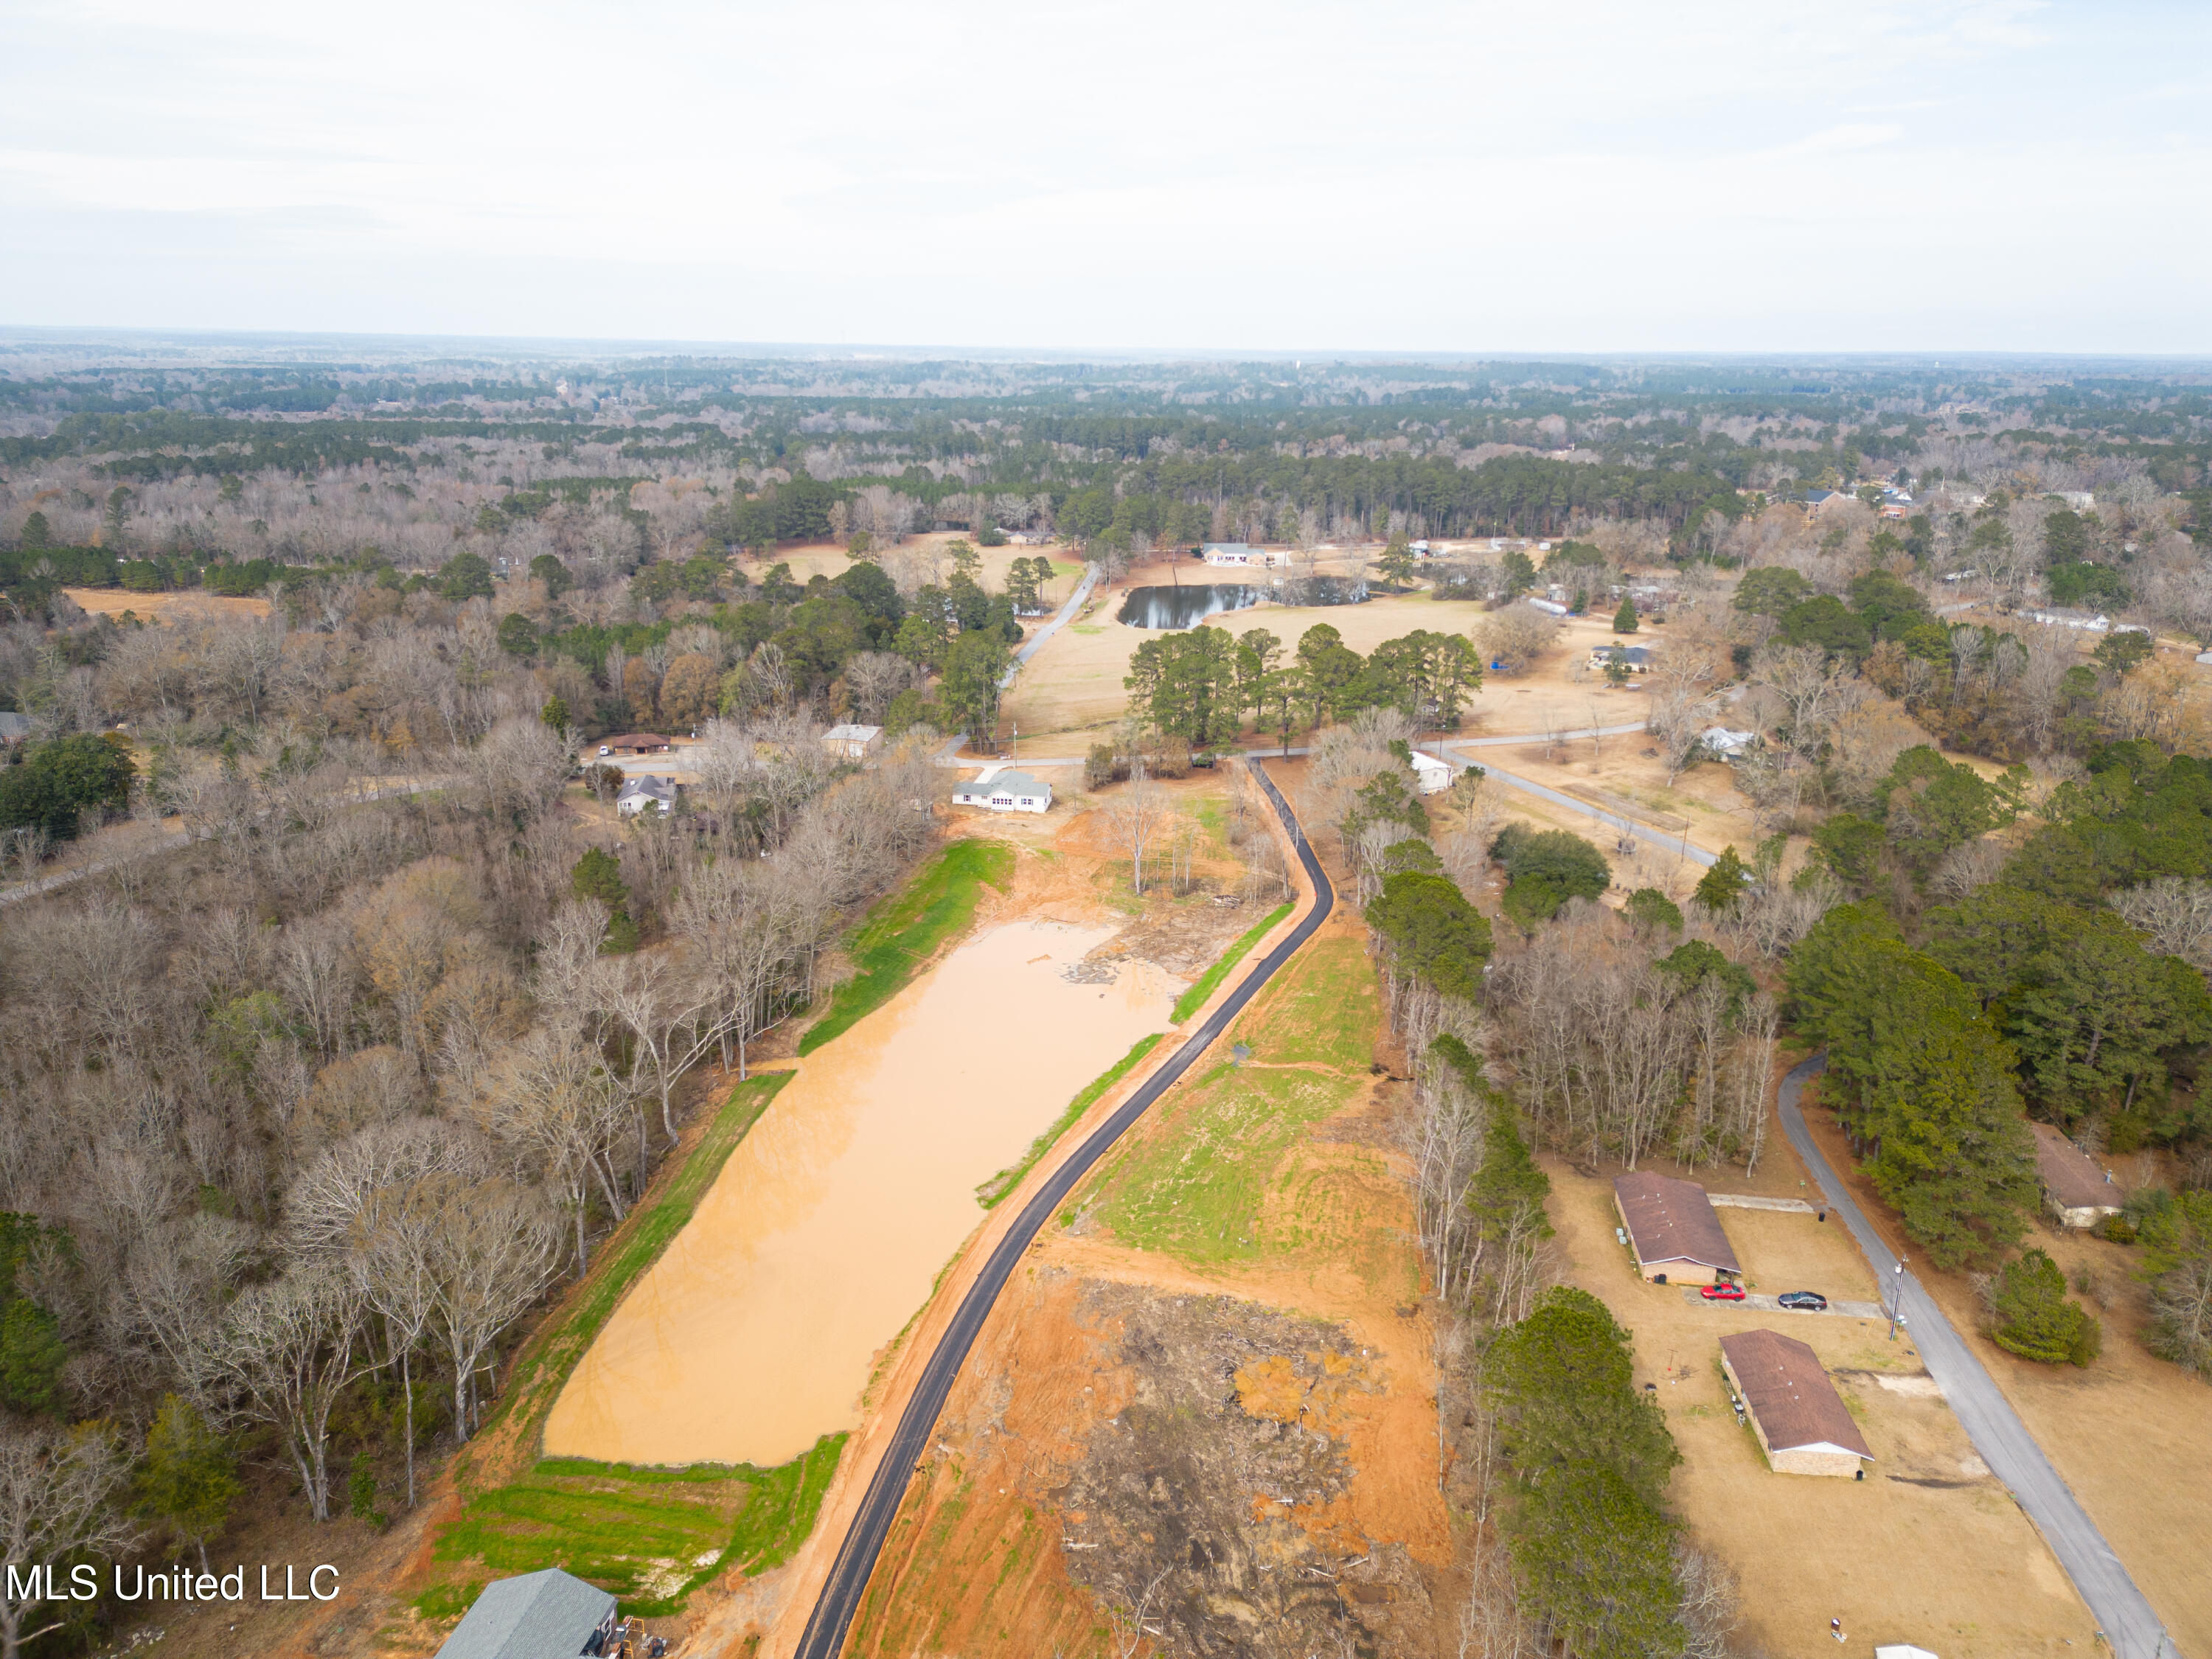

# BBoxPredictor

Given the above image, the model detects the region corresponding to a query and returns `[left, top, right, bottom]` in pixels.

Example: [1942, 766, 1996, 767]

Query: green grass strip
[799, 838, 1015, 1056]
[1171, 902, 1293, 1024]
[975, 1032, 1164, 1209]
[464, 1069, 793, 1470]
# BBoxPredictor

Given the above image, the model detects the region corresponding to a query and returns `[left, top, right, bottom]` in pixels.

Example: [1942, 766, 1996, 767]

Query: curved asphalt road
[1778, 1054, 2170, 1659]
[793, 756, 1335, 1659]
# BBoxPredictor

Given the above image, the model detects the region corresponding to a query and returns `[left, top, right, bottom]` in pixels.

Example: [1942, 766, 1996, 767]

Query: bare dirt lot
[1547, 1154, 2100, 1659]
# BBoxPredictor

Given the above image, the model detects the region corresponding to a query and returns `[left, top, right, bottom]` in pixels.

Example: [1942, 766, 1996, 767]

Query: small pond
[1117, 584, 1261, 628]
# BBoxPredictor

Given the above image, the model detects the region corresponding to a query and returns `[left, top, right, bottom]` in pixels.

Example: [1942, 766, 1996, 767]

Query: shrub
[1989, 1248, 2101, 1366]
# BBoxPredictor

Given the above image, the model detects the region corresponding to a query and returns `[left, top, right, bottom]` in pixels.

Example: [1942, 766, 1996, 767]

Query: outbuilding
[1613, 1171, 1741, 1285]
[1719, 1329, 1876, 1477]
[821, 723, 883, 761]
[2028, 1122, 2121, 1229]
[953, 766, 1052, 814]
[1410, 751, 1455, 795]
[434, 1568, 617, 1659]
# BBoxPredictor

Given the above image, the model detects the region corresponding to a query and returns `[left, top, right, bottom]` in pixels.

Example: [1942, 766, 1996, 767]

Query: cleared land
[62, 584, 271, 619]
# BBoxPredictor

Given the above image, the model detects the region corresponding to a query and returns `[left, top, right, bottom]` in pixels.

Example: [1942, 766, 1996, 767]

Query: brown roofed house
[602, 733, 671, 756]
[2028, 1122, 2121, 1230]
[1613, 1171, 1741, 1285]
[1719, 1329, 1875, 1477]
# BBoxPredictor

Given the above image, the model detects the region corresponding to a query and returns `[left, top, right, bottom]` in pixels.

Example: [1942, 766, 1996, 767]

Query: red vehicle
[1700, 1281, 1746, 1301]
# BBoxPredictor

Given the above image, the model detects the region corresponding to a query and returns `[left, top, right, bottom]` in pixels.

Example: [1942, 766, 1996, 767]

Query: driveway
[1778, 1054, 2171, 1658]
[1678, 1287, 1888, 1320]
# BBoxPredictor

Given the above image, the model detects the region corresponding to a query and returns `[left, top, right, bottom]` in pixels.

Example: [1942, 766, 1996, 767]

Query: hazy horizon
[6, 1, 2207, 354]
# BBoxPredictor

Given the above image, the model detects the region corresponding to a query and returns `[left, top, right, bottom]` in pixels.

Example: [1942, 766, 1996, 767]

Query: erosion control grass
[975, 1032, 1164, 1209]
[1171, 901, 1294, 1024]
[799, 838, 1015, 1057]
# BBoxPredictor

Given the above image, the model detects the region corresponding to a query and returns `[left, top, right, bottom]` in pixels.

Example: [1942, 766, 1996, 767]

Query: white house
[1203, 542, 1273, 567]
[2025, 608, 2111, 632]
[616, 774, 676, 817]
[1411, 751, 1455, 795]
[1700, 726, 1760, 758]
[821, 723, 883, 761]
[953, 766, 1052, 814]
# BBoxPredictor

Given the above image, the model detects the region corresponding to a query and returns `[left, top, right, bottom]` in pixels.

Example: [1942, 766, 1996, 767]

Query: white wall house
[616, 775, 676, 816]
[1411, 751, 1455, 795]
[953, 766, 1052, 814]
[1202, 542, 1275, 567]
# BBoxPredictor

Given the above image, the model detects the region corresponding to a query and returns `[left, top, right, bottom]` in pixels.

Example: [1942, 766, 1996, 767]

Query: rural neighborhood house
[2028, 1122, 2122, 1230]
[952, 766, 1053, 814]
[1719, 1329, 1877, 1477]
[1613, 1171, 1742, 1284]
[616, 774, 677, 817]
[433, 1568, 617, 1659]
[821, 723, 884, 760]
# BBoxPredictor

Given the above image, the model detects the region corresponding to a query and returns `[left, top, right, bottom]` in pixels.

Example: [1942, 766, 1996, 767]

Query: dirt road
[1778, 1054, 2173, 1659]
[790, 756, 1336, 1659]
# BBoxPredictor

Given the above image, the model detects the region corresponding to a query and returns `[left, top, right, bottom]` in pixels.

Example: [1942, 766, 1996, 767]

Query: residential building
[1613, 1172, 1741, 1285]
[1719, 1329, 1877, 1477]
[616, 774, 677, 817]
[2024, 609, 2111, 633]
[952, 766, 1052, 814]
[2028, 1122, 2121, 1229]
[821, 723, 883, 761]
[1700, 726, 1760, 758]
[1589, 644, 1654, 674]
[601, 733, 672, 756]
[1202, 542, 1273, 567]
[434, 1568, 617, 1659]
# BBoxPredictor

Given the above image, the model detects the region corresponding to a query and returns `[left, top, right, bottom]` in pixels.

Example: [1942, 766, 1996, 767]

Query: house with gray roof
[434, 1568, 617, 1659]
[953, 766, 1051, 815]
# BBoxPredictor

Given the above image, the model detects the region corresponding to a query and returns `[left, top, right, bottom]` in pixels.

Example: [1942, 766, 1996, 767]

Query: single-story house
[1203, 542, 1273, 567]
[616, 774, 676, 817]
[1408, 539, 1432, 559]
[434, 1568, 618, 1659]
[1700, 726, 1760, 758]
[821, 723, 883, 761]
[602, 733, 672, 756]
[1590, 644, 1655, 674]
[2028, 1122, 2121, 1229]
[2024, 609, 2111, 633]
[1411, 751, 1455, 795]
[1719, 1329, 1876, 1477]
[0, 712, 29, 746]
[1006, 527, 1054, 545]
[953, 767, 1051, 814]
[1613, 1172, 1742, 1285]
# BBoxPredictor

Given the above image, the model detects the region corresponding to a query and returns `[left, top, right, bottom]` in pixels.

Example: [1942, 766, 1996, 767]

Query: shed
[1411, 751, 1454, 795]
[952, 766, 1051, 814]
[1719, 1329, 1875, 1477]
[821, 723, 883, 760]
[602, 733, 671, 756]
[2028, 1122, 2121, 1229]
[616, 774, 676, 817]
[1613, 1172, 1740, 1284]
[434, 1568, 617, 1659]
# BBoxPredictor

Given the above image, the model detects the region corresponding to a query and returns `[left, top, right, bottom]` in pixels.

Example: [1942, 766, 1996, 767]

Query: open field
[1547, 1153, 2099, 1659]
[1797, 1088, 2212, 1656]
[62, 584, 272, 619]
[746, 533, 1085, 599]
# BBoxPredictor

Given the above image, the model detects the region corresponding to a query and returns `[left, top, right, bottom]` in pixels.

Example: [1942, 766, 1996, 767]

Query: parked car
[598, 745, 611, 757]
[1778, 1290, 1829, 1311]
[1699, 1282, 1746, 1301]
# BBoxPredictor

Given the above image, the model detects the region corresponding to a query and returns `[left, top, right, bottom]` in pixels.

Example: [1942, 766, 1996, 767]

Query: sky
[3, 0, 2208, 355]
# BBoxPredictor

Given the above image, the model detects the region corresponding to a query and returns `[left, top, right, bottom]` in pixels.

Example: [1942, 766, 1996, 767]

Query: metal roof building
[433, 1568, 617, 1659]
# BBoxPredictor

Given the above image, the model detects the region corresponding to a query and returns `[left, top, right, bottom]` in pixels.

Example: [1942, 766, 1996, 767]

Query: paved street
[1778, 1054, 2171, 1659]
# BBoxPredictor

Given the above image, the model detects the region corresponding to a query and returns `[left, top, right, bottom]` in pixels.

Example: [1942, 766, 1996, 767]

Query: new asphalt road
[792, 755, 1335, 1659]
[1778, 1054, 2171, 1659]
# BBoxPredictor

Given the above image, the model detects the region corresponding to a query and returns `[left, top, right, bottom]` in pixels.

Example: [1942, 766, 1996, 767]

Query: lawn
[425, 1434, 845, 1618]
[1238, 933, 1377, 1068]
[799, 838, 1015, 1056]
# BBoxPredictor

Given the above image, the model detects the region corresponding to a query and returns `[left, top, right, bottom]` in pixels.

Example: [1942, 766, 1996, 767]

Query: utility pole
[1889, 1258, 1907, 1342]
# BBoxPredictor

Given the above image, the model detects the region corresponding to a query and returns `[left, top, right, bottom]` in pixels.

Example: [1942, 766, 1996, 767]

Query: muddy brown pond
[544, 920, 1175, 1467]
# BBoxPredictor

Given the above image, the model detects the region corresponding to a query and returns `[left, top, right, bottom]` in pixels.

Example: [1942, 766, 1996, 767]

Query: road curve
[793, 757, 1335, 1659]
[1777, 1054, 2170, 1659]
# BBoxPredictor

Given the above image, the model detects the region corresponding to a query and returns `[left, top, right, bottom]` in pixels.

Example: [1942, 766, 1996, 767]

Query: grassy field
[1233, 933, 1377, 1068]
[1170, 901, 1293, 1023]
[425, 1435, 845, 1618]
[799, 838, 1015, 1056]
[975, 1032, 1164, 1209]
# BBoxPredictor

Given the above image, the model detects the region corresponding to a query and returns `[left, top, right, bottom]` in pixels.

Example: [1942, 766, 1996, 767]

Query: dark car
[1699, 1281, 1746, 1301]
[1778, 1290, 1829, 1311]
